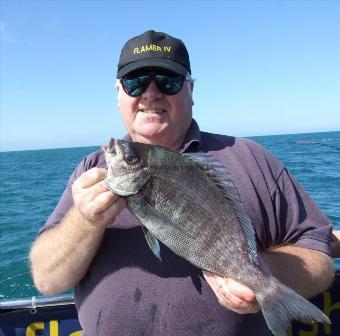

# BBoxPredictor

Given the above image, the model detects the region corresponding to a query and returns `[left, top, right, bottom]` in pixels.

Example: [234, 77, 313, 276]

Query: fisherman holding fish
[30, 31, 334, 336]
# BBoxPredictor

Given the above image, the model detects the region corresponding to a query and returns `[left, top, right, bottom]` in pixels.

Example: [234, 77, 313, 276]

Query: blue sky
[1, 0, 339, 151]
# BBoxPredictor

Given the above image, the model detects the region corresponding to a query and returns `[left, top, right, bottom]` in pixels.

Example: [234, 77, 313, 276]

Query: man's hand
[72, 167, 126, 229]
[203, 271, 260, 314]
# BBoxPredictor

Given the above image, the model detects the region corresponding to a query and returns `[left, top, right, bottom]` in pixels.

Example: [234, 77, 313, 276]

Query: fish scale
[151, 169, 249, 266]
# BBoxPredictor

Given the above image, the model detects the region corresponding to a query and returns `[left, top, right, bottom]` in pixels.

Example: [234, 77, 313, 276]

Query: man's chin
[135, 121, 168, 135]
[133, 132, 165, 144]
[132, 128, 169, 145]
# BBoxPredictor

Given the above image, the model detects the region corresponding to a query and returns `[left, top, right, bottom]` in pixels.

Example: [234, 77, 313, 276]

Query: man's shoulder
[82, 148, 107, 170]
[199, 130, 284, 177]
[200, 130, 265, 154]
[200, 131, 235, 148]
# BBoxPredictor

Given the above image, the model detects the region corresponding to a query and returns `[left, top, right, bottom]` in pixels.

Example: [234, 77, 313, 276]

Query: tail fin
[256, 277, 330, 336]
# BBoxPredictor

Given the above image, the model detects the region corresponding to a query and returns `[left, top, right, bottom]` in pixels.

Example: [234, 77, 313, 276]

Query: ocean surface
[0, 131, 339, 300]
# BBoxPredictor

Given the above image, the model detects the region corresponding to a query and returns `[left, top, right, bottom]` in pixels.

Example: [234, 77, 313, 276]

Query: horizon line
[1, 129, 339, 153]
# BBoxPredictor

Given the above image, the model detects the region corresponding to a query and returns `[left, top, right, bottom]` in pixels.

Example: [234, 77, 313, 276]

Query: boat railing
[0, 294, 75, 312]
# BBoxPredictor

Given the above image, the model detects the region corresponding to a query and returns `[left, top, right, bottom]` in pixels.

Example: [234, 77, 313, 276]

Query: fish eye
[124, 153, 138, 165]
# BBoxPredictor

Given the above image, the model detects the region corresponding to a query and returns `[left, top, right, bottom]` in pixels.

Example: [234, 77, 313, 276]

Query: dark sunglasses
[120, 71, 191, 97]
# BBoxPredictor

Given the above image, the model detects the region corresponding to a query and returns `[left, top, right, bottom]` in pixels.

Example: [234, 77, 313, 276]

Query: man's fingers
[100, 197, 127, 223]
[88, 190, 123, 214]
[74, 170, 117, 206]
[216, 277, 256, 303]
[73, 168, 108, 190]
[79, 191, 126, 226]
[86, 180, 116, 200]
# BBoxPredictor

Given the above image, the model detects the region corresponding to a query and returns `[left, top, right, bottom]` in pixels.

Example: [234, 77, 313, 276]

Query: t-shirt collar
[179, 119, 201, 153]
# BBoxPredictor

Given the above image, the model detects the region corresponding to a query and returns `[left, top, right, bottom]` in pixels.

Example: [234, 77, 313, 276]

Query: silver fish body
[104, 138, 330, 336]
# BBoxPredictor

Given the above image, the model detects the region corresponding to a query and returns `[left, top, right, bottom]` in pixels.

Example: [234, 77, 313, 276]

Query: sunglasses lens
[122, 76, 150, 97]
[121, 71, 185, 97]
[155, 75, 184, 95]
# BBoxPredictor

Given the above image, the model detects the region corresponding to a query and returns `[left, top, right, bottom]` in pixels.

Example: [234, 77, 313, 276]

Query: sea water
[0, 131, 339, 299]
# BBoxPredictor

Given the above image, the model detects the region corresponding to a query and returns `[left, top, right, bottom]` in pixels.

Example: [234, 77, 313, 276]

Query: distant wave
[295, 140, 340, 151]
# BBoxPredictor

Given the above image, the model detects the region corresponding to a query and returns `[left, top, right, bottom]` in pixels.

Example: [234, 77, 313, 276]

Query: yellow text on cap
[133, 45, 172, 54]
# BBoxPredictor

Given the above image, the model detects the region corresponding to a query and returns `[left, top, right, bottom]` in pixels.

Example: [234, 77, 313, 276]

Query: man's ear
[116, 81, 121, 109]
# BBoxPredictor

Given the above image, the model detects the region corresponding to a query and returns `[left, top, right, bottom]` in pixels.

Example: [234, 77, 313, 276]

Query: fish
[103, 138, 330, 336]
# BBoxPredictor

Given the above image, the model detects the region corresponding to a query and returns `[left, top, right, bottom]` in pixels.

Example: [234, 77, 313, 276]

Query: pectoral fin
[141, 226, 162, 261]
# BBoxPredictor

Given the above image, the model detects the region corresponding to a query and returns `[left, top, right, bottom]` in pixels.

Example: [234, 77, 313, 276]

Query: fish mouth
[107, 138, 116, 154]
[138, 109, 166, 114]
[105, 178, 139, 196]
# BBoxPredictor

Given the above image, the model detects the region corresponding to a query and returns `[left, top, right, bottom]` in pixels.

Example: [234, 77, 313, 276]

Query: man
[30, 30, 334, 335]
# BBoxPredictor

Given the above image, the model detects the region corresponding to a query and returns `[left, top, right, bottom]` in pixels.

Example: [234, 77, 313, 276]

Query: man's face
[117, 69, 193, 151]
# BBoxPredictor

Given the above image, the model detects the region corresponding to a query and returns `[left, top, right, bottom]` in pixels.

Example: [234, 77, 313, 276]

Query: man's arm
[204, 245, 334, 314]
[30, 168, 126, 296]
[261, 245, 334, 297]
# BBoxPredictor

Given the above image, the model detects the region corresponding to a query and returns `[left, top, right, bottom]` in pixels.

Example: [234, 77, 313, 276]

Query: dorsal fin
[184, 152, 259, 267]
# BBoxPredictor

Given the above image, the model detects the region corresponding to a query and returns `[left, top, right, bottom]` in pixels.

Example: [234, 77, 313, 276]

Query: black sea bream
[103, 138, 330, 336]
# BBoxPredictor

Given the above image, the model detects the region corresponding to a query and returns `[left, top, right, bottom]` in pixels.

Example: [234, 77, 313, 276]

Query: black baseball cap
[117, 30, 191, 78]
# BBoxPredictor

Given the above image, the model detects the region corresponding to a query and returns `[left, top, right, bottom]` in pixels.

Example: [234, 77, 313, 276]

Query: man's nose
[141, 80, 162, 100]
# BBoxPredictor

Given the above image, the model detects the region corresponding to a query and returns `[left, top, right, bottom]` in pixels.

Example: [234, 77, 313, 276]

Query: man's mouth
[138, 109, 166, 114]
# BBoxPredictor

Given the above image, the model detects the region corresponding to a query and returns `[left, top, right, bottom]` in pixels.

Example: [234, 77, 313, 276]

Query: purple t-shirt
[41, 120, 332, 335]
